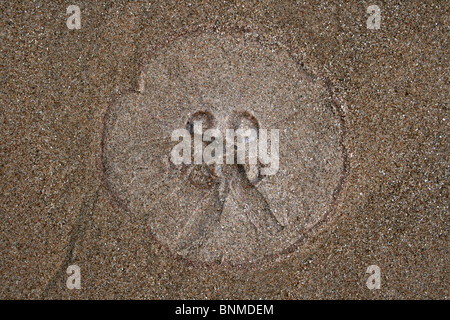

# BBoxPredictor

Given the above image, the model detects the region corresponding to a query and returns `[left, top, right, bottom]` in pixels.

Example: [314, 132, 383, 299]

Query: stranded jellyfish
[102, 29, 347, 265]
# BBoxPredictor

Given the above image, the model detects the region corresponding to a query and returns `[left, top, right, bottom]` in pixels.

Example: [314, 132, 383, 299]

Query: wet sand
[0, 1, 448, 299]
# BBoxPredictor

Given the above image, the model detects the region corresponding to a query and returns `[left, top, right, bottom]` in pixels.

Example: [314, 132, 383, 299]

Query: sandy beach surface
[1, 1, 448, 299]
